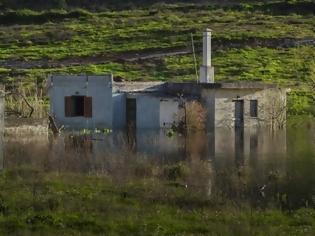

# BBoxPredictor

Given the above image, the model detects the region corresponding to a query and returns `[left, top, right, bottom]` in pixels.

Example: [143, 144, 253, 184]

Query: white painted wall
[159, 99, 179, 128]
[49, 75, 113, 129]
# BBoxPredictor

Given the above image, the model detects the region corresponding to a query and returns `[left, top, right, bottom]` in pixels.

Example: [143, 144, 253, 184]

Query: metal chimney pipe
[203, 28, 211, 67]
[199, 28, 214, 83]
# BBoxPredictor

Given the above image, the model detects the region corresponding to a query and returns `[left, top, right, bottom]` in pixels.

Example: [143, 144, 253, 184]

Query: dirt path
[0, 37, 314, 69]
[0, 46, 191, 69]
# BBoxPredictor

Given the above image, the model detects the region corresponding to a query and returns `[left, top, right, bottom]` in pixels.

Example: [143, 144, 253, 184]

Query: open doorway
[234, 100, 244, 128]
[126, 98, 136, 129]
[126, 98, 137, 151]
[234, 99, 244, 165]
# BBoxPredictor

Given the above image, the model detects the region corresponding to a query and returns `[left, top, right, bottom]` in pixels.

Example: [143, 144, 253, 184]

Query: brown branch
[48, 114, 60, 135]
[5, 91, 34, 118]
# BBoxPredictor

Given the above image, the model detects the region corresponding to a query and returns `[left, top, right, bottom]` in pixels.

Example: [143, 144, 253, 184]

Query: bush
[288, 91, 315, 116]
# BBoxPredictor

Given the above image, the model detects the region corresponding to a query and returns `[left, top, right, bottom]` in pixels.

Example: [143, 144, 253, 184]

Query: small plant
[80, 128, 91, 134]
[166, 129, 175, 137]
[102, 128, 112, 134]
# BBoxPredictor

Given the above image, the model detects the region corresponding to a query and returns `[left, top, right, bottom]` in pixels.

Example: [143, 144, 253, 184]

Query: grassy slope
[0, 3, 314, 115]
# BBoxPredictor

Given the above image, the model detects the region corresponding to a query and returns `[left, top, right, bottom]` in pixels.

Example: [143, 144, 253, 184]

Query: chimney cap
[205, 28, 212, 32]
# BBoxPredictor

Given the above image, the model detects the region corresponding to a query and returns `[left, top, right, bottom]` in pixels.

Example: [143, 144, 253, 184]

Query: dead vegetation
[5, 82, 48, 119]
[184, 101, 207, 131]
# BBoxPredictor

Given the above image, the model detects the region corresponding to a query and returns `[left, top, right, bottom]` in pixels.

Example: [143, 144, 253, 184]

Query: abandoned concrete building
[48, 29, 287, 131]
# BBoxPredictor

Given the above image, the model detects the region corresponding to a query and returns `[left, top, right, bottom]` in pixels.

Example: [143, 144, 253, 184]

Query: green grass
[2, 46, 314, 115]
[0, 169, 315, 235]
[0, 6, 315, 61]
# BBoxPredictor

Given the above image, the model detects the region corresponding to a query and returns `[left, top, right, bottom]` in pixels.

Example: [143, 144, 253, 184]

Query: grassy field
[1, 171, 315, 235]
[0, 2, 314, 116]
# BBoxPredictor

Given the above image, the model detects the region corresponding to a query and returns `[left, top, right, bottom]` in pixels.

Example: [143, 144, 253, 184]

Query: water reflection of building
[213, 127, 287, 165]
[4, 122, 314, 210]
[56, 126, 287, 166]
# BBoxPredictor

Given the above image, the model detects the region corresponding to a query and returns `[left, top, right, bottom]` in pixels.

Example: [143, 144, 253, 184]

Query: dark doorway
[234, 100, 244, 166]
[126, 98, 137, 129]
[126, 98, 137, 151]
[234, 100, 244, 128]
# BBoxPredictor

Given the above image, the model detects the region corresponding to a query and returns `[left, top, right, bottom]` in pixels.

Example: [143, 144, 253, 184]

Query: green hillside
[0, 1, 314, 116]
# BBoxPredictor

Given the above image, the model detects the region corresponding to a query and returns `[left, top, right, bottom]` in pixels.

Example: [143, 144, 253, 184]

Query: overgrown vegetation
[0, 118, 314, 235]
[1, 0, 315, 13]
[1, 170, 315, 235]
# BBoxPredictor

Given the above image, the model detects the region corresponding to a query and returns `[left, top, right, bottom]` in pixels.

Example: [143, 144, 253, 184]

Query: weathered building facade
[48, 29, 287, 131]
[48, 77, 286, 130]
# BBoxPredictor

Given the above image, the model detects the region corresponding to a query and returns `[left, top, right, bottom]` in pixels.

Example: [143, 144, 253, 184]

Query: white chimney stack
[199, 28, 214, 83]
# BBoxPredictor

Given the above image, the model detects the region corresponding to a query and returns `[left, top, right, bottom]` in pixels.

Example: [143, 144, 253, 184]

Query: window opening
[250, 100, 258, 117]
[65, 96, 92, 117]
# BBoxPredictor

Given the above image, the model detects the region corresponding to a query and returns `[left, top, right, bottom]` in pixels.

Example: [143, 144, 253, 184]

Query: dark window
[65, 96, 92, 117]
[250, 100, 258, 117]
[71, 96, 84, 116]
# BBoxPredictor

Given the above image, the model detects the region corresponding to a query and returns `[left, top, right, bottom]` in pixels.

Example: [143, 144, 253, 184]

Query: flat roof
[113, 81, 278, 92]
[113, 81, 165, 93]
[167, 82, 278, 89]
[202, 82, 278, 89]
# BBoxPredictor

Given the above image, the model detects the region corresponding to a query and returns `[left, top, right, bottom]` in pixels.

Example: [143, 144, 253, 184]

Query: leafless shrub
[265, 89, 287, 130]
[6, 82, 48, 119]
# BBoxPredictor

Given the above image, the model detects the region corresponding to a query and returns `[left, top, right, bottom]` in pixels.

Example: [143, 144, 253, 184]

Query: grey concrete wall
[113, 93, 126, 129]
[49, 75, 113, 129]
[214, 88, 261, 128]
[136, 95, 160, 129]
[201, 88, 286, 128]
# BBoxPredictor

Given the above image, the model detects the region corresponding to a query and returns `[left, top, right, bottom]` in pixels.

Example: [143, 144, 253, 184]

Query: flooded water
[2, 117, 315, 209]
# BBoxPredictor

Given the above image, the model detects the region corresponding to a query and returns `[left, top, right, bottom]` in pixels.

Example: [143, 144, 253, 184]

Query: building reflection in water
[3, 123, 315, 210]
[49, 127, 287, 166]
[2, 126, 287, 173]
